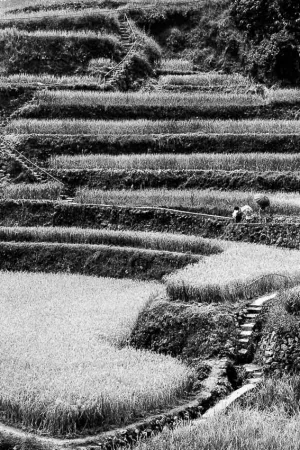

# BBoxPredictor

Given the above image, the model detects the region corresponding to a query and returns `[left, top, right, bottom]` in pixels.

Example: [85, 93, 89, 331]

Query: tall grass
[33, 89, 264, 107]
[0, 7, 119, 22]
[0, 27, 115, 38]
[0, 271, 193, 435]
[160, 73, 251, 87]
[160, 59, 194, 72]
[0, 226, 222, 255]
[268, 89, 300, 105]
[166, 240, 300, 303]
[133, 406, 300, 450]
[50, 152, 300, 172]
[0, 73, 101, 86]
[134, 376, 300, 450]
[74, 188, 300, 217]
[8, 118, 300, 135]
[0, 182, 63, 200]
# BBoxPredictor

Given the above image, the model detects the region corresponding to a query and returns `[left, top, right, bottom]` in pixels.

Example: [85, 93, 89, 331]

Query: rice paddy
[0, 73, 101, 86]
[32, 89, 265, 107]
[0, 226, 222, 254]
[166, 240, 300, 303]
[0, 182, 63, 200]
[50, 152, 300, 172]
[159, 73, 251, 87]
[7, 118, 300, 135]
[0, 271, 193, 435]
[74, 188, 300, 217]
[1, 0, 300, 443]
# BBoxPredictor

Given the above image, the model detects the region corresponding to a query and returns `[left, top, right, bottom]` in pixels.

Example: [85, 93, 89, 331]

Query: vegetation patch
[0, 200, 229, 238]
[8, 133, 300, 159]
[73, 188, 300, 217]
[133, 396, 300, 450]
[0, 241, 198, 280]
[50, 152, 300, 173]
[8, 117, 300, 135]
[0, 9, 121, 33]
[15, 90, 267, 120]
[0, 29, 122, 75]
[130, 299, 238, 361]
[0, 271, 195, 435]
[0, 226, 222, 255]
[50, 168, 300, 192]
[256, 293, 300, 374]
[0, 183, 63, 200]
[166, 240, 300, 303]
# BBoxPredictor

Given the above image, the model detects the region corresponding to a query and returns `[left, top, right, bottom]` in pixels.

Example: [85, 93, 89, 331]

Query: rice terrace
[1, 0, 300, 449]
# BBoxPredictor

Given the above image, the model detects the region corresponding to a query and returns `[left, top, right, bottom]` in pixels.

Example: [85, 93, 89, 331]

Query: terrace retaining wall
[224, 223, 300, 250]
[257, 328, 300, 375]
[1, 200, 300, 249]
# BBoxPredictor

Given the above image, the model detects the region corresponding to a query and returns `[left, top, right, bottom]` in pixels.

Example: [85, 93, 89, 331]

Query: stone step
[244, 364, 261, 373]
[247, 306, 262, 313]
[240, 330, 252, 337]
[248, 377, 263, 384]
[238, 349, 248, 356]
[238, 338, 250, 347]
[245, 314, 258, 319]
[241, 323, 255, 330]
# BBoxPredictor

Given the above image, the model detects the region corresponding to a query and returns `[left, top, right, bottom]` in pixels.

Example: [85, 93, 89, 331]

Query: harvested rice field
[0, 271, 193, 436]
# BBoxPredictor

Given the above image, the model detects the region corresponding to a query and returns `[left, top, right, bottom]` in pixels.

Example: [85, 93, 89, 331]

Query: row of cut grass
[31, 89, 265, 107]
[0, 26, 118, 38]
[0, 8, 120, 33]
[159, 73, 251, 87]
[7, 119, 300, 135]
[159, 59, 194, 72]
[0, 73, 103, 86]
[0, 226, 222, 254]
[0, 271, 194, 435]
[0, 182, 63, 200]
[3, 186, 300, 218]
[165, 239, 300, 303]
[74, 189, 300, 217]
[49, 152, 300, 172]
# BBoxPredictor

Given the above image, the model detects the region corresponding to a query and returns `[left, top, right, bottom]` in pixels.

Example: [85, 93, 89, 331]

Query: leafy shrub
[116, 53, 153, 91]
[231, 0, 300, 84]
[166, 28, 186, 52]
[283, 287, 300, 316]
[86, 57, 113, 76]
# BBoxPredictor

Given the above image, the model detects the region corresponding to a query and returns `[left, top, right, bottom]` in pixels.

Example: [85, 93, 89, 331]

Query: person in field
[232, 206, 243, 223]
[254, 194, 270, 222]
[241, 205, 254, 221]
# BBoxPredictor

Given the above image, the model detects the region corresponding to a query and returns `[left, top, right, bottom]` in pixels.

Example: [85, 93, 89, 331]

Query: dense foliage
[231, 0, 300, 84]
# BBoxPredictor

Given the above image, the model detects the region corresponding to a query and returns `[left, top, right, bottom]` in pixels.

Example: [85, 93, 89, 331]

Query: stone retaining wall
[1, 200, 300, 250]
[257, 329, 300, 375]
[224, 222, 300, 249]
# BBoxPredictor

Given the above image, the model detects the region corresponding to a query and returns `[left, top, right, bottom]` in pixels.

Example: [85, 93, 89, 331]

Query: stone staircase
[0, 136, 76, 202]
[237, 292, 277, 383]
[101, 14, 138, 89]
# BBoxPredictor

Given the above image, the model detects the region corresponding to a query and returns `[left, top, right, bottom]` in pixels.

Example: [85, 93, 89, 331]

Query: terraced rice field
[50, 152, 300, 172]
[166, 240, 300, 303]
[0, 271, 193, 435]
[73, 188, 300, 217]
[1, 0, 300, 443]
[7, 118, 300, 135]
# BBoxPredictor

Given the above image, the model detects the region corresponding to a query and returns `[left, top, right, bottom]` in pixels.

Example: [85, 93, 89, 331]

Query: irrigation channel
[0, 292, 277, 449]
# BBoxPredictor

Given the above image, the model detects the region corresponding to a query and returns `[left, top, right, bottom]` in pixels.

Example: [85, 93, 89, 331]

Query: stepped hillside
[0, 1, 300, 449]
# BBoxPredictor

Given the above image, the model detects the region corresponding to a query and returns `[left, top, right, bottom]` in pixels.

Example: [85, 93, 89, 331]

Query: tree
[230, 0, 300, 84]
